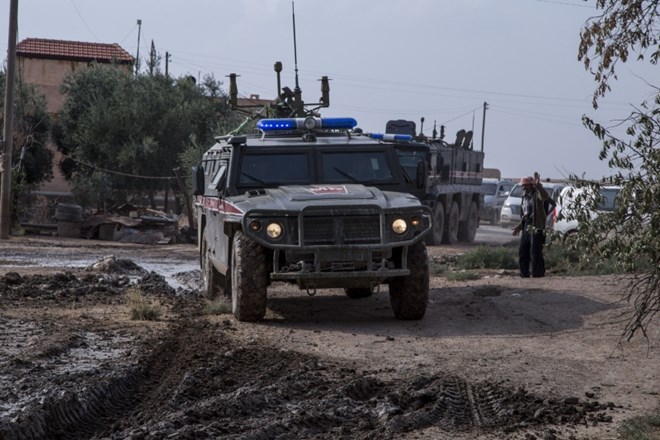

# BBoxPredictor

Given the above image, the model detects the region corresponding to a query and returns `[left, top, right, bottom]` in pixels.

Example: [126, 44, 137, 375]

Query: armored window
[238, 153, 309, 187]
[321, 151, 394, 184]
[209, 163, 227, 190]
[396, 150, 427, 183]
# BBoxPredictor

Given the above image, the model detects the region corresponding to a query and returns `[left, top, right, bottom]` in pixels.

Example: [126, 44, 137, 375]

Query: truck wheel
[426, 202, 445, 246]
[458, 201, 478, 243]
[201, 231, 225, 299]
[344, 287, 373, 299]
[443, 201, 460, 244]
[231, 231, 267, 321]
[388, 241, 429, 320]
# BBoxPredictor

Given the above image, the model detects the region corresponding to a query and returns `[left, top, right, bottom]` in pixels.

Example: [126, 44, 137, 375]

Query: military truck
[383, 120, 485, 245]
[193, 115, 432, 322]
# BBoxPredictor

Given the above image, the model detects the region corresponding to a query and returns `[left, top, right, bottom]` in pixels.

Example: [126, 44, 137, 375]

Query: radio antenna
[291, 1, 303, 115]
[292, 1, 300, 93]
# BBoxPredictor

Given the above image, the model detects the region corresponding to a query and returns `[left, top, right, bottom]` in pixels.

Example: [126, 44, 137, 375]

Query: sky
[1, 0, 656, 180]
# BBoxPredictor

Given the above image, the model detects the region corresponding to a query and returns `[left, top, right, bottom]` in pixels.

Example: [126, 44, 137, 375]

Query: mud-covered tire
[426, 202, 445, 246]
[388, 241, 429, 320]
[443, 201, 460, 244]
[231, 231, 267, 322]
[458, 201, 478, 243]
[201, 231, 225, 299]
[344, 287, 373, 299]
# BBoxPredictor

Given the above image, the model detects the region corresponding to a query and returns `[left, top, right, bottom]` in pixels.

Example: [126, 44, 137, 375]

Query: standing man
[512, 172, 549, 278]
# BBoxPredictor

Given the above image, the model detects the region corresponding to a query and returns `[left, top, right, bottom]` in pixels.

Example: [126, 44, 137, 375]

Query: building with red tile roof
[16, 38, 134, 194]
[17, 38, 134, 65]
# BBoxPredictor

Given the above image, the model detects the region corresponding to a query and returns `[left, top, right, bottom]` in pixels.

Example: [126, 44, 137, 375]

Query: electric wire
[69, 157, 175, 181]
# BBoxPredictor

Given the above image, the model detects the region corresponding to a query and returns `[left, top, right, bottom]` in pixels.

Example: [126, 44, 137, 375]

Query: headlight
[266, 222, 283, 239]
[391, 218, 408, 235]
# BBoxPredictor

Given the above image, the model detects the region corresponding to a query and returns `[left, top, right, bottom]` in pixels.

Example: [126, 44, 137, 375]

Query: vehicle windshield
[482, 183, 497, 195]
[510, 184, 524, 197]
[396, 150, 426, 184]
[597, 187, 620, 211]
[238, 153, 310, 187]
[321, 151, 395, 184]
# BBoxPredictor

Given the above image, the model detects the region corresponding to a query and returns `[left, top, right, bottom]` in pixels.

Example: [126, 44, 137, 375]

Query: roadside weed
[126, 288, 162, 321]
[204, 298, 232, 315]
[618, 407, 660, 440]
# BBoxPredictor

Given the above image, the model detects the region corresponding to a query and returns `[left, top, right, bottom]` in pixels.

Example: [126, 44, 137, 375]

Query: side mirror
[192, 164, 205, 196]
[415, 160, 427, 189]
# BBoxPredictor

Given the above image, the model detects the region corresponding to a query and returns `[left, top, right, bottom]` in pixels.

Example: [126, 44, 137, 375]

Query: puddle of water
[1, 256, 199, 290]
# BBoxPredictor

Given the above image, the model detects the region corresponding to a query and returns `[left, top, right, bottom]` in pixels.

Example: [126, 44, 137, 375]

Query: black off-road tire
[443, 201, 460, 244]
[458, 201, 479, 243]
[426, 202, 445, 246]
[231, 231, 267, 322]
[344, 287, 373, 299]
[201, 231, 226, 299]
[388, 241, 429, 320]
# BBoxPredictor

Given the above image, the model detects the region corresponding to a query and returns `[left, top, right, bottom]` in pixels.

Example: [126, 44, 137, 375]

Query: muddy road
[0, 236, 658, 440]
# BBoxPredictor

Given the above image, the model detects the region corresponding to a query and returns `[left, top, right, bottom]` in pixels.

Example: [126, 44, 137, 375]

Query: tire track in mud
[3, 305, 619, 439]
[1, 270, 619, 440]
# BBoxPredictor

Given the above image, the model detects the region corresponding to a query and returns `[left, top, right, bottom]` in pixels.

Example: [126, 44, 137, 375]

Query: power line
[535, 0, 594, 8]
[68, 0, 99, 41]
[71, 157, 175, 181]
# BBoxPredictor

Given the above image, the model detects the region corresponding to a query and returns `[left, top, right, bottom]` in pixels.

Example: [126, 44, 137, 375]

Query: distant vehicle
[500, 181, 565, 229]
[499, 183, 523, 228]
[386, 120, 485, 245]
[479, 178, 514, 225]
[552, 185, 621, 237]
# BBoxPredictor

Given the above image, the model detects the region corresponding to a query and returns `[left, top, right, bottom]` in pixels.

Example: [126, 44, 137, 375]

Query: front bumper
[243, 204, 431, 287]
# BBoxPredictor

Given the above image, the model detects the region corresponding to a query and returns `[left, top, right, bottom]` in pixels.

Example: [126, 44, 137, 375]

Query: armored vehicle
[193, 116, 432, 322]
[383, 119, 485, 245]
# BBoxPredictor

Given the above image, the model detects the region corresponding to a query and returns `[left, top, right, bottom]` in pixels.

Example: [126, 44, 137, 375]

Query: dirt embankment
[0, 236, 658, 440]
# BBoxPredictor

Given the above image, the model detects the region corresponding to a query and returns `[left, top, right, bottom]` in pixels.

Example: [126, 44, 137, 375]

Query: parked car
[500, 181, 566, 229]
[552, 185, 621, 237]
[499, 184, 523, 228]
[479, 178, 515, 225]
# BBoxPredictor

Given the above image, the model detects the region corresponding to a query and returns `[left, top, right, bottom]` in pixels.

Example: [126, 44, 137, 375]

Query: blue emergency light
[368, 133, 413, 141]
[257, 117, 357, 132]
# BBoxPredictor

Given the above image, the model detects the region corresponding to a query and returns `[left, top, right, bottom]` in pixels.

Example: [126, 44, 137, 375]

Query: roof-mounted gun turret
[228, 62, 330, 120]
[228, 2, 330, 120]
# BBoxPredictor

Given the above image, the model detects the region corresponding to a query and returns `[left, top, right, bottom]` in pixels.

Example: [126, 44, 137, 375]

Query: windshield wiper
[333, 167, 360, 184]
[400, 166, 414, 184]
[241, 172, 266, 185]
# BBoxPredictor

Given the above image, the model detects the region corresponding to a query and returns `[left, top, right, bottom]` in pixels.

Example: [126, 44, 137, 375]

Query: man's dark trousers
[519, 224, 545, 278]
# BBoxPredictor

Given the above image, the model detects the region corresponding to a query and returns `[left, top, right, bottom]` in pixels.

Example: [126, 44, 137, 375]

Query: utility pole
[135, 19, 142, 75]
[0, 0, 18, 239]
[165, 51, 171, 78]
[480, 101, 488, 153]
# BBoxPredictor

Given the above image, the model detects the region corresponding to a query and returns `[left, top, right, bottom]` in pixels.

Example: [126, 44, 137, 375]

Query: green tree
[54, 63, 222, 209]
[0, 70, 53, 186]
[577, 0, 659, 339]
